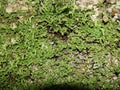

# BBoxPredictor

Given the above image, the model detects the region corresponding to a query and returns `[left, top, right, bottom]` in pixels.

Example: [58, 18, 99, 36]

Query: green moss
[0, 0, 120, 90]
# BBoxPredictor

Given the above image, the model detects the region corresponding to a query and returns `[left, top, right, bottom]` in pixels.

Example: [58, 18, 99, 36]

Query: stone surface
[76, 0, 103, 6]
[6, 0, 29, 13]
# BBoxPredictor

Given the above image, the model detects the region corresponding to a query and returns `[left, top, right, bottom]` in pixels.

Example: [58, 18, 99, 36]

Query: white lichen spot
[6, 5, 13, 13]
[113, 76, 118, 80]
[32, 65, 38, 71]
[21, 6, 28, 11]
[27, 79, 33, 84]
[87, 5, 93, 10]
[12, 23, 17, 29]
[11, 38, 16, 44]
[113, 14, 119, 20]
[91, 7, 99, 21]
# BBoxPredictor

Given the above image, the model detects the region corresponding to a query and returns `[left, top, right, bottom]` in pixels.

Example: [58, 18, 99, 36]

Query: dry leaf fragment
[102, 15, 109, 23]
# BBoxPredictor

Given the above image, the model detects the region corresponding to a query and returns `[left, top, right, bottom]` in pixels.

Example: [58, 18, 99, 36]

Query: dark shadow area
[26, 83, 92, 90]
[41, 84, 90, 90]
[0, 83, 92, 90]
